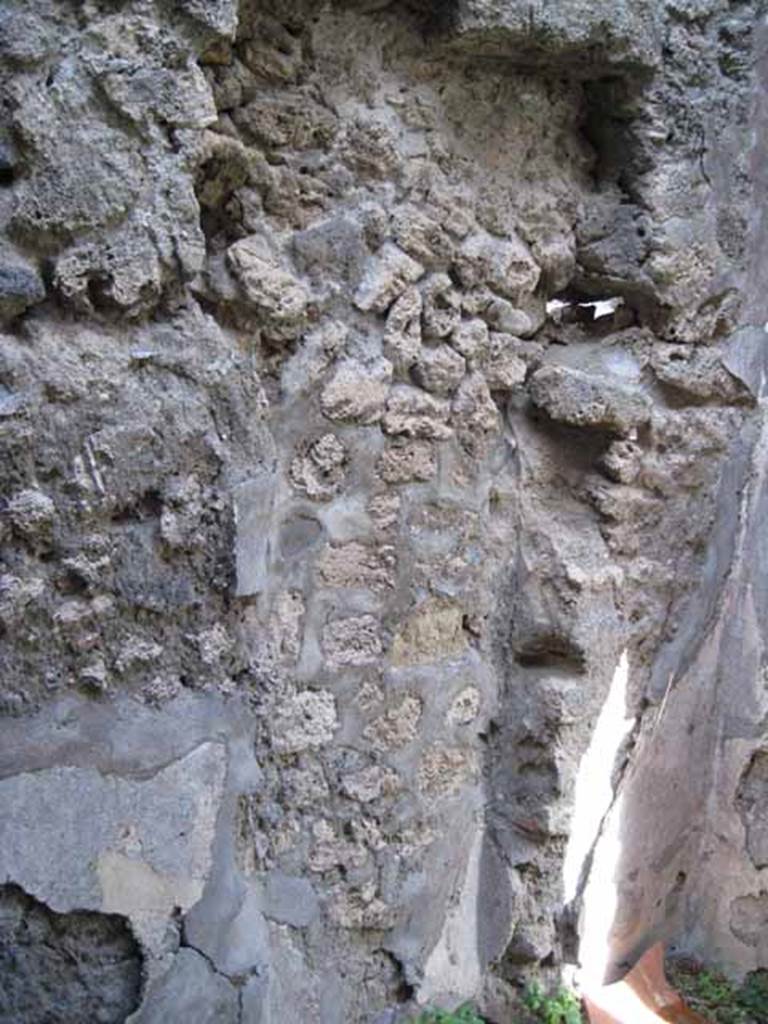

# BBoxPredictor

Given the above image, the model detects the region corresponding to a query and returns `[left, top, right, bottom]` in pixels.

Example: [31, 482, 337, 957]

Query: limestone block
[227, 235, 309, 338]
[651, 344, 752, 404]
[321, 357, 393, 425]
[341, 766, 400, 803]
[377, 440, 436, 484]
[391, 205, 455, 267]
[367, 493, 401, 534]
[417, 746, 477, 796]
[281, 764, 330, 807]
[528, 364, 650, 434]
[391, 597, 467, 667]
[451, 373, 500, 439]
[353, 243, 425, 313]
[293, 216, 367, 285]
[363, 695, 423, 752]
[383, 286, 422, 372]
[270, 690, 338, 754]
[288, 434, 348, 501]
[447, 687, 481, 726]
[6, 488, 55, 544]
[413, 344, 466, 396]
[382, 385, 452, 439]
[443, 0, 663, 72]
[308, 820, 368, 874]
[451, 318, 489, 360]
[422, 273, 462, 340]
[454, 231, 540, 301]
[323, 614, 383, 667]
[328, 886, 396, 930]
[234, 93, 338, 151]
[480, 334, 528, 391]
[317, 542, 396, 592]
[99, 64, 217, 130]
[178, 0, 238, 37]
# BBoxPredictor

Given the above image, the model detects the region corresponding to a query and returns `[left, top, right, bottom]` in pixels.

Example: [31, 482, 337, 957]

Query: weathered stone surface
[317, 541, 396, 592]
[390, 597, 467, 667]
[382, 385, 452, 439]
[383, 286, 422, 372]
[451, 318, 490, 360]
[354, 243, 425, 313]
[0, 743, 226, 955]
[447, 687, 481, 726]
[128, 949, 238, 1024]
[364, 695, 423, 753]
[0, 884, 142, 1024]
[233, 473, 276, 597]
[454, 231, 540, 301]
[270, 690, 337, 754]
[413, 344, 466, 396]
[481, 334, 528, 390]
[6, 488, 55, 545]
[341, 765, 400, 803]
[1, 0, 767, 1018]
[227, 235, 309, 337]
[290, 434, 348, 502]
[418, 746, 477, 796]
[0, 262, 45, 323]
[451, 372, 500, 442]
[422, 272, 462, 340]
[736, 751, 768, 870]
[529, 363, 650, 434]
[442, 0, 664, 71]
[321, 357, 393, 424]
[652, 345, 753, 405]
[260, 872, 320, 928]
[323, 614, 383, 666]
[377, 440, 437, 484]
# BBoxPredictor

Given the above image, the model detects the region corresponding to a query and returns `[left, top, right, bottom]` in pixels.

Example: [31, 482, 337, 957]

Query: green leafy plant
[524, 982, 585, 1024]
[412, 1004, 485, 1024]
[738, 970, 768, 1024]
[696, 970, 740, 1006]
[667, 958, 767, 1024]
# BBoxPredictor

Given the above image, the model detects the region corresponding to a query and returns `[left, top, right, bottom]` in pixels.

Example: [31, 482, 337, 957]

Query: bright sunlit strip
[563, 650, 634, 905]
[578, 792, 625, 985]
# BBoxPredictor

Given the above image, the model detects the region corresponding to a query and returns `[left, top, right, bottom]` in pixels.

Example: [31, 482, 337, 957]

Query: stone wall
[0, 1, 766, 1021]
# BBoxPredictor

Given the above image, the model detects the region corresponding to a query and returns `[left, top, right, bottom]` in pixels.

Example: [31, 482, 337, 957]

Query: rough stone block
[528, 363, 650, 434]
[321, 357, 392, 424]
[353, 243, 425, 313]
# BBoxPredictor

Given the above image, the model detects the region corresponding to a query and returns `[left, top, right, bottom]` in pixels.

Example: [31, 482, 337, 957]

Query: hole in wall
[0, 882, 143, 1024]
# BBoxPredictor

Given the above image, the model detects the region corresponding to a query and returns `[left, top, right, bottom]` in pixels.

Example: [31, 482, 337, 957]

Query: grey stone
[354, 243, 425, 313]
[1, 0, 767, 1016]
[442, 0, 664, 72]
[528, 363, 649, 434]
[0, 263, 45, 322]
[128, 949, 238, 1024]
[293, 216, 368, 286]
[234, 474, 276, 597]
[261, 872, 320, 927]
[178, 0, 239, 38]
[0, 743, 226, 955]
